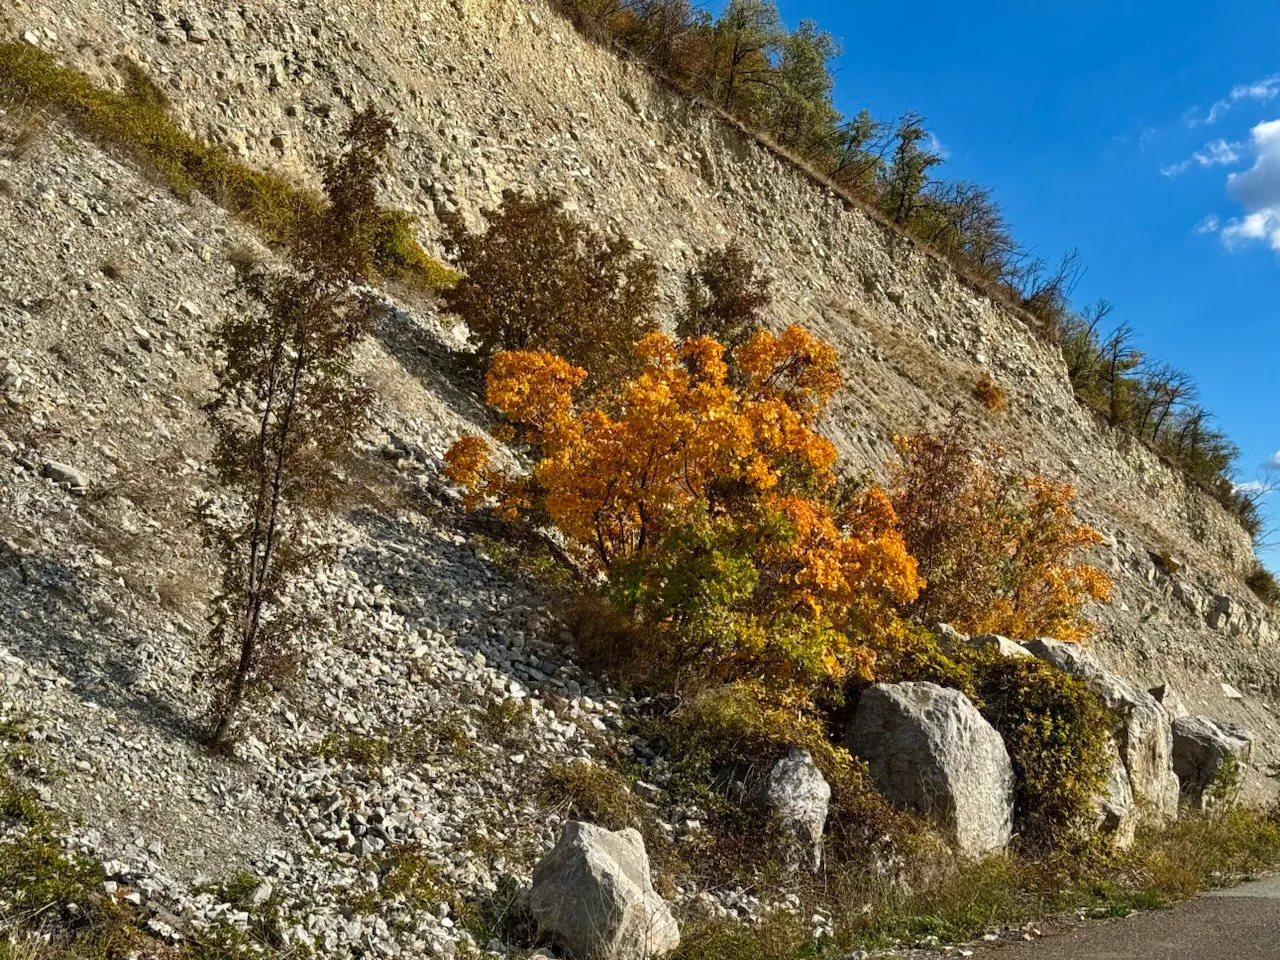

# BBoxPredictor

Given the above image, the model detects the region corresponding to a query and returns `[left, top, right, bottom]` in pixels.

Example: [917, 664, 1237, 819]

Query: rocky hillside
[0, 0, 1278, 955]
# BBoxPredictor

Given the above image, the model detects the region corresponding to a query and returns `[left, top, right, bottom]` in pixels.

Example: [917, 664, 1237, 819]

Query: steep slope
[0, 0, 1278, 951]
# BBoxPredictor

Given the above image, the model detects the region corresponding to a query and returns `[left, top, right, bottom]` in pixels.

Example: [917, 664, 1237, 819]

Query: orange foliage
[446, 326, 922, 686]
[448, 327, 842, 568]
[889, 421, 1111, 644]
[766, 489, 920, 641]
[974, 371, 1008, 412]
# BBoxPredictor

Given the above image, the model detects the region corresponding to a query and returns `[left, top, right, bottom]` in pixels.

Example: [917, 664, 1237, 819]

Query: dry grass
[974, 371, 1008, 412]
[7, 117, 45, 159]
[0, 45, 456, 292]
[670, 806, 1280, 959]
[225, 242, 265, 275]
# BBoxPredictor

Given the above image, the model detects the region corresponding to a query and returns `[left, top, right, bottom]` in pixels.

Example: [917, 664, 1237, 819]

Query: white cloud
[1263, 451, 1280, 472]
[1195, 214, 1222, 234]
[927, 132, 950, 161]
[1236, 480, 1269, 495]
[1216, 120, 1280, 251]
[1191, 75, 1280, 126]
[1161, 138, 1243, 176]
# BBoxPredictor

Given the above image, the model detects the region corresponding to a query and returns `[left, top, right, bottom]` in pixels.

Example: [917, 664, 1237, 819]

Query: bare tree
[1100, 322, 1142, 427]
[1134, 361, 1198, 442]
[1020, 248, 1084, 319]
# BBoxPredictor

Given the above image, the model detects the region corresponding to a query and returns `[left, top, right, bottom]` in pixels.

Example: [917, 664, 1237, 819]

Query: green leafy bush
[373, 210, 460, 290]
[867, 621, 976, 695]
[971, 653, 1112, 851]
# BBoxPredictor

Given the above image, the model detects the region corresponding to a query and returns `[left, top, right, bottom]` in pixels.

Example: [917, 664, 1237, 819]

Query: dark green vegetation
[0, 44, 455, 292]
[549, 0, 1260, 536]
[974, 655, 1114, 851]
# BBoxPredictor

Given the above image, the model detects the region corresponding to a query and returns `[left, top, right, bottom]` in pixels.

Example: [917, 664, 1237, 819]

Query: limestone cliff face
[4, 0, 1278, 781]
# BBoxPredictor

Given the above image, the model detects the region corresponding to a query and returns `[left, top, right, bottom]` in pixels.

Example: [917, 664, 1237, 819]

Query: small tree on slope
[202, 109, 392, 750]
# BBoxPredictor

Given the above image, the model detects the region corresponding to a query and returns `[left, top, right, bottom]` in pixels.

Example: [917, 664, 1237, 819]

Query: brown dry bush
[973, 370, 1007, 412]
[441, 192, 658, 391]
[202, 109, 394, 750]
[9, 118, 45, 158]
[678, 240, 773, 352]
[1246, 565, 1280, 606]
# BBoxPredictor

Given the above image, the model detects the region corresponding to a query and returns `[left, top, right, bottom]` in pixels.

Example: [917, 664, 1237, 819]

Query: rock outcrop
[1095, 740, 1137, 849]
[1172, 716, 1255, 809]
[0, 0, 1275, 953]
[1150, 684, 1190, 720]
[530, 821, 680, 960]
[966, 633, 1033, 659]
[847, 682, 1014, 857]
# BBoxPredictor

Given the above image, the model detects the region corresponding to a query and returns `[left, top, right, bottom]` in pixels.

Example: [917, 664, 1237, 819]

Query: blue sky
[748, 0, 1279, 565]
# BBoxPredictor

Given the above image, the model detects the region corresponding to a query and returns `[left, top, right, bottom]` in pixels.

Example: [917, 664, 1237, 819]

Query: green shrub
[1205, 753, 1244, 811]
[660, 681, 910, 866]
[373, 209, 459, 290]
[350, 846, 448, 916]
[971, 654, 1112, 851]
[868, 622, 976, 695]
[0, 44, 454, 292]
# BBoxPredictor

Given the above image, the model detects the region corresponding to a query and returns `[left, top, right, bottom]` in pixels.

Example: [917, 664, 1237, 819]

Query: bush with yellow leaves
[446, 326, 921, 692]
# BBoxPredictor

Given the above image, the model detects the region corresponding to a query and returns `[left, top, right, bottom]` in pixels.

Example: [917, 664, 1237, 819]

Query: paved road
[987, 876, 1280, 959]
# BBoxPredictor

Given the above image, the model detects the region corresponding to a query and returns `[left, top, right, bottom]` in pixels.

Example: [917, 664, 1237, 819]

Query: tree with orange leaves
[445, 326, 921, 689]
[889, 416, 1111, 644]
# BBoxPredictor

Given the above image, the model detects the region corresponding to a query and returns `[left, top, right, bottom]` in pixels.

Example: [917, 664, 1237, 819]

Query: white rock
[764, 746, 830, 872]
[529, 821, 679, 960]
[847, 682, 1014, 857]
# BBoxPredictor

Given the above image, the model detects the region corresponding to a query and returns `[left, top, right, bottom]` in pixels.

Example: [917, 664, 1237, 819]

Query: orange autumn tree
[446, 326, 922, 689]
[889, 418, 1112, 644]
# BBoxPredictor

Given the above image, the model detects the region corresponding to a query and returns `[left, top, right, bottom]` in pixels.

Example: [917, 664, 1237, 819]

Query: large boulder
[847, 682, 1014, 857]
[1094, 739, 1137, 850]
[1024, 637, 1104, 680]
[1026, 639, 1179, 822]
[1090, 673, 1180, 822]
[764, 746, 831, 872]
[1172, 715, 1255, 809]
[529, 821, 680, 960]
